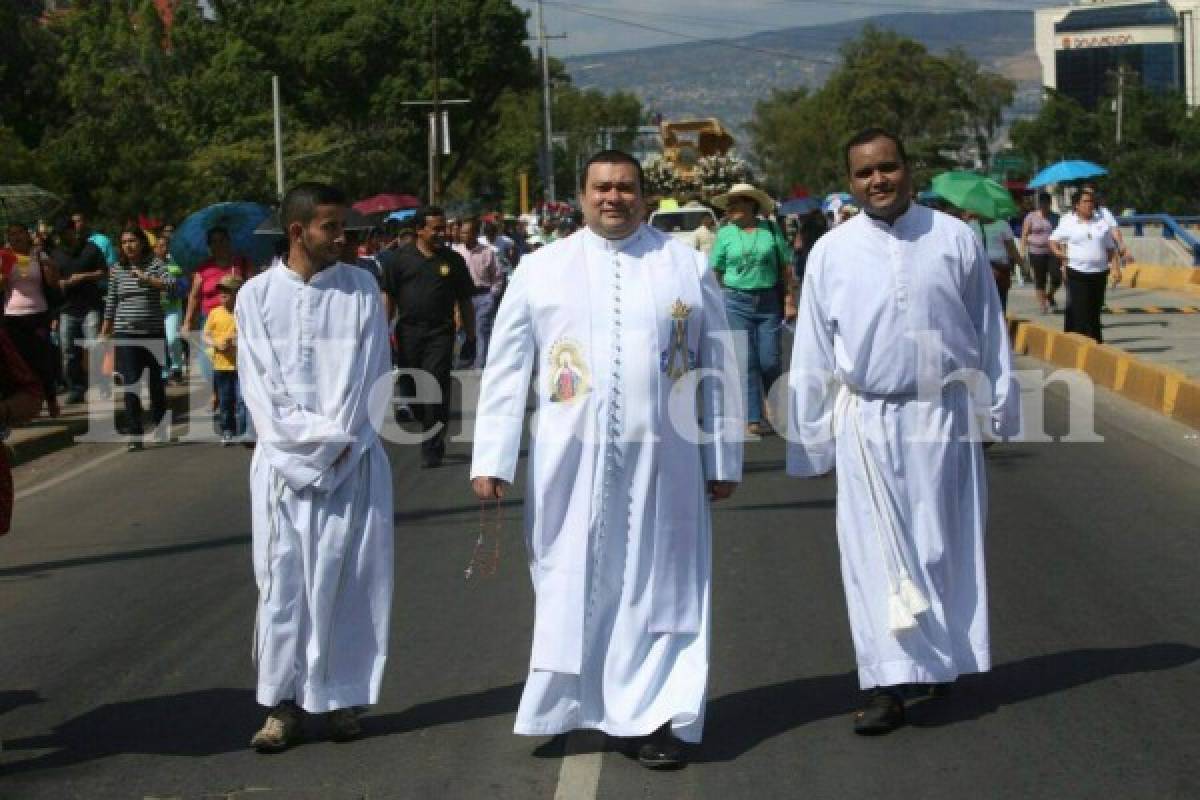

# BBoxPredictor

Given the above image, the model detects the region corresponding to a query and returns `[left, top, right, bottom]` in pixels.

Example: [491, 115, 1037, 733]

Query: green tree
[748, 27, 1014, 194]
[1010, 86, 1200, 214]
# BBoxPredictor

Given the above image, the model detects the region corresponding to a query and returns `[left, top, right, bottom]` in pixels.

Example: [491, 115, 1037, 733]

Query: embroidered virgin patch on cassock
[660, 298, 696, 380]
[548, 339, 590, 403]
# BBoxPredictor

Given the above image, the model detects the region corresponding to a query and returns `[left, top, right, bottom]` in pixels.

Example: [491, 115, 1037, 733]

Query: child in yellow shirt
[203, 274, 245, 444]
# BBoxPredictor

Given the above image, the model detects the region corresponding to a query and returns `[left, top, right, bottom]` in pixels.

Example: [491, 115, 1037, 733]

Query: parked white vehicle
[648, 206, 718, 251]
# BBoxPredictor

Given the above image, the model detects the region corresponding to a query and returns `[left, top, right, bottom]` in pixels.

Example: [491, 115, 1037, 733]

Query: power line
[533, 0, 1053, 64]
[534, 0, 840, 66]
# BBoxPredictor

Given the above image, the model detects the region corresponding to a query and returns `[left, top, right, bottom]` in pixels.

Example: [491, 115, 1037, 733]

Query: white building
[1035, 0, 1200, 108]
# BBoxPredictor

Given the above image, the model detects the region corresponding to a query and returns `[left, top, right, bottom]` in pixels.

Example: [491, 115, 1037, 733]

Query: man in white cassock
[787, 129, 1020, 735]
[470, 150, 743, 769]
[237, 182, 394, 753]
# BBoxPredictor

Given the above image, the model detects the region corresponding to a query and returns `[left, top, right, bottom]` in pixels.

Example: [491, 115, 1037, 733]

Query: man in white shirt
[1049, 188, 1120, 342]
[787, 128, 1019, 735]
[470, 150, 742, 769]
[238, 182, 395, 753]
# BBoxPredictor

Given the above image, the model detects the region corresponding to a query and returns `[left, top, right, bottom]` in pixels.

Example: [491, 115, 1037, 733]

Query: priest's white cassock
[786, 203, 1020, 690]
[237, 259, 395, 713]
[471, 225, 743, 742]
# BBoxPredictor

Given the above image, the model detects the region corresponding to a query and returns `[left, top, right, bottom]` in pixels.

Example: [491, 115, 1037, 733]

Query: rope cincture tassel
[837, 386, 932, 634]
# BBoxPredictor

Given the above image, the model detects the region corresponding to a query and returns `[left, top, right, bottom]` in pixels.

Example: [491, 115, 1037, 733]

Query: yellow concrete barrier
[1079, 343, 1127, 390]
[1115, 359, 1184, 413]
[1169, 378, 1200, 428]
[1013, 322, 1052, 360]
[1047, 332, 1092, 370]
[1124, 263, 1200, 294]
[1006, 315, 1200, 429]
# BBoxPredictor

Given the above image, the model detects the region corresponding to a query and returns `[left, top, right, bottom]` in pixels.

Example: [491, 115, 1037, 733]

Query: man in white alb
[787, 129, 1020, 734]
[470, 150, 743, 768]
[238, 182, 394, 752]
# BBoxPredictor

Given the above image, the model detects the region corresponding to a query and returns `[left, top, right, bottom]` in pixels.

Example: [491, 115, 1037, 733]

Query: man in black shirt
[379, 206, 477, 468]
[51, 223, 108, 404]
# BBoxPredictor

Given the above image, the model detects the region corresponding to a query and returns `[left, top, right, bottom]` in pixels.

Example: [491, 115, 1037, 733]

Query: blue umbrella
[778, 196, 821, 216]
[171, 202, 274, 271]
[1027, 160, 1107, 189]
[821, 192, 854, 213]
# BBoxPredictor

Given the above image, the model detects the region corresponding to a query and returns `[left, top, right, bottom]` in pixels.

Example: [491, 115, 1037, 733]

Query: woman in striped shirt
[100, 226, 176, 451]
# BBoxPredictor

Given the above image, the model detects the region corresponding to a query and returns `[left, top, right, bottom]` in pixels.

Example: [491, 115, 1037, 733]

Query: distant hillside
[563, 10, 1041, 136]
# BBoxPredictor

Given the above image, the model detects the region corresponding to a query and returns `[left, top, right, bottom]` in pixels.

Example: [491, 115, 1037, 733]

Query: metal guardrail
[1118, 214, 1200, 266]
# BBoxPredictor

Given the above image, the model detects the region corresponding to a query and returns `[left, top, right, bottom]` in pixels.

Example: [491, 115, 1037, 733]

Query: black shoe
[127, 440, 144, 452]
[636, 723, 688, 770]
[854, 688, 905, 735]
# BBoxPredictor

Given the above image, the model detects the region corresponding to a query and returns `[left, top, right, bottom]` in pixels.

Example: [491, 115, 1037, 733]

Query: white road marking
[14, 447, 128, 501]
[553, 731, 604, 800]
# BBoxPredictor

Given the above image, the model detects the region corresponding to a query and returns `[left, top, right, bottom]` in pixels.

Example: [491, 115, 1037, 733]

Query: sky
[511, 0, 1057, 57]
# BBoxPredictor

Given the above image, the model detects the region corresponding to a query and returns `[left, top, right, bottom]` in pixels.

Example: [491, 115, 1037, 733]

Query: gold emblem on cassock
[439, 263, 450, 276]
[661, 298, 696, 380]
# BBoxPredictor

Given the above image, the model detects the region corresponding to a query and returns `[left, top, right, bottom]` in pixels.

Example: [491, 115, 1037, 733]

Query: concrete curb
[5, 386, 198, 468]
[1008, 315, 1199, 430]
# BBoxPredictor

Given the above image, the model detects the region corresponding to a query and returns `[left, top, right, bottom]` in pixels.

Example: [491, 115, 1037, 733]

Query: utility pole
[430, 6, 441, 204]
[272, 74, 285, 200]
[535, 0, 566, 204]
[1113, 63, 1133, 146]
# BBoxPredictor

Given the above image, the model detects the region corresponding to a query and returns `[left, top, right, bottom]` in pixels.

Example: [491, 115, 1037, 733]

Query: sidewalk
[1006, 279, 1200, 428]
[1007, 283, 1200, 379]
[5, 379, 207, 467]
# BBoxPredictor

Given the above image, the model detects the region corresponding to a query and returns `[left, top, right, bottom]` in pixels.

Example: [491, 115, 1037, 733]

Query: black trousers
[114, 335, 167, 435]
[3, 312, 57, 406]
[1064, 268, 1108, 343]
[396, 322, 454, 458]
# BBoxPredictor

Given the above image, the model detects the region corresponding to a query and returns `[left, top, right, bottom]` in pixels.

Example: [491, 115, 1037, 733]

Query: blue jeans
[213, 370, 246, 436]
[471, 291, 496, 369]
[59, 308, 102, 399]
[723, 287, 783, 425]
[162, 308, 185, 378]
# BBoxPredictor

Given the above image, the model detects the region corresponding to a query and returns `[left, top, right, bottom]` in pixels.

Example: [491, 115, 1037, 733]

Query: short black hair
[1037, 192, 1052, 206]
[843, 128, 908, 172]
[281, 182, 347, 231]
[206, 225, 230, 245]
[1071, 188, 1096, 208]
[413, 206, 445, 230]
[580, 149, 644, 193]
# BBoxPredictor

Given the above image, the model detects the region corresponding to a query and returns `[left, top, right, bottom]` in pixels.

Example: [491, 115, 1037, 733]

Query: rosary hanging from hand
[464, 495, 503, 580]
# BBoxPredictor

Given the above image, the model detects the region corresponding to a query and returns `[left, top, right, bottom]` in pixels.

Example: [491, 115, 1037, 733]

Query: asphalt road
[1, 359, 1198, 799]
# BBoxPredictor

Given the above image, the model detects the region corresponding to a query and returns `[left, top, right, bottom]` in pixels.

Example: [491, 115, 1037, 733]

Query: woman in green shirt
[710, 184, 795, 435]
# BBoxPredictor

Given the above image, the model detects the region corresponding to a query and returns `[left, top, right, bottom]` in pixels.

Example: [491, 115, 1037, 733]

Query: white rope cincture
[836, 387, 931, 633]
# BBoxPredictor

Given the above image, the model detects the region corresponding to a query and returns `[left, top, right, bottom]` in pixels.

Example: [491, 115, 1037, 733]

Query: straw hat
[711, 183, 775, 215]
[217, 274, 244, 292]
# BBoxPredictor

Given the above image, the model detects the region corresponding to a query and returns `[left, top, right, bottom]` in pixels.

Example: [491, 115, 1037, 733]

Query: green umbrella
[0, 184, 63, 228]
[930, 171, 1018, 221]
